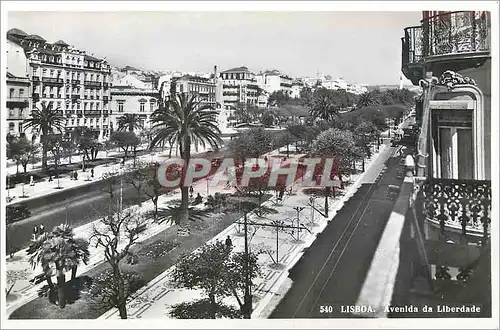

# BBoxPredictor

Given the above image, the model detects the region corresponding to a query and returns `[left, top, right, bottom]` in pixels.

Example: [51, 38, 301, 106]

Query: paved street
[270, 145, 403, 318]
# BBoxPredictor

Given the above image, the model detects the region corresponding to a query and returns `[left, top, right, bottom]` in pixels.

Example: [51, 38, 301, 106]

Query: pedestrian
[29, 175, 34, 186]
[39, 223, 45, 235]
[91, 167, 94, 178]
[189, 186, 194, 198]
[48, 175, 53, 182]
[74, 171, 78, 180]
[225, 235, 232, 250]
[32, 225, 39, 241]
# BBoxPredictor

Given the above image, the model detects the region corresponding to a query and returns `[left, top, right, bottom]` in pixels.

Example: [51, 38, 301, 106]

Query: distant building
[255, 69, 293, 96]
[170, 75, 217, 108]
[220, 66, 259, 109]
[6, 28, 112, 142]
[290, 79, 305, 99]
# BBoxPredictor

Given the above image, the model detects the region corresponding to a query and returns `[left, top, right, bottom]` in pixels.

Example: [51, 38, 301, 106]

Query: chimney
[213, 65, 218, 82]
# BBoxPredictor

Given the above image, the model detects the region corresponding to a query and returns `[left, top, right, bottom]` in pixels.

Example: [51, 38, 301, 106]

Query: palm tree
[23, 103, 65, 170]
[357, 91, 380, 108]
[28, 224, 90, 309]
[309, 88, 341, 122]
[149, 93, 223, 225]
[117, 113, 142, 132]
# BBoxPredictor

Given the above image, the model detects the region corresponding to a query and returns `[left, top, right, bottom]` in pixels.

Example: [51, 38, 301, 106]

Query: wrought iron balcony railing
[42, 77, 64, 85]
[423, 11, 490, 57]
[84, 81, 102, 88]
[402, 26, 423, 67]
[418, 178, 491, 241]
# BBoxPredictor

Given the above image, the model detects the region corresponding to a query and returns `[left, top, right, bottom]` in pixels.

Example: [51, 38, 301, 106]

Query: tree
[117, 113, 142, 133]
[123, 161, 150, 206]
[227, 128, 272, 164]
[27, 224, 90, 309]
[60, 139, 77, 165]
[47, 135, 64, 178]
[73, 126, 101, 170]
[286, 124, 307, 152]
[7, 136, 38, 174]
[260, 111, 275, 127]
[308, 87, 342, 122]
[149, 92, 223, 226]
[89, 205, 148, 319]
[356, 91, 380, 108]
[171, 241, 261, 319]
[89, 270, 145, 316]
[110, 131, 140, 164]
[268, 90, 290, 108]
[23, 103, 65, 170]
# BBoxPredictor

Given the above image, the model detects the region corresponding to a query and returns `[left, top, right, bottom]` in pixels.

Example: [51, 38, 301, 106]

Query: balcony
[76, 110, 83, 117]
[84, 81, 102, 88]
[72, 80, 80, 85]
[71, 95, 80, 101]
[102, 110, 109, 117]
[84, 110, 101, 117]
[42, 77, 64, 85]
[402, 11, 490, 85]
[423, 11, 490, 58]
[417, 178, 491, 241]
[7, 99, 29, 108]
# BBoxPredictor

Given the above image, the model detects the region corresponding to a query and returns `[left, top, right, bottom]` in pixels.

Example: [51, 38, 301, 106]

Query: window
[84, 103, 87, 110]
[9, 88, 14, 98]
[438, 127, 474, 179]
[90, 74, 94, 81]
[180, 84, 184, 92]
[71, 119, 75, 125]
[18, 122, 23, 133]
[90, 103, 94, 110]
[97, 103, 100, 111]
[150, 100, 155, 111]
[19, 109, 24, 117]
[139, 101, 145, 112]
[118, 101, 124, 112]
[9, 123, 15, 132]
[9, 109, 14, 117]
[50, 69, 55, 77]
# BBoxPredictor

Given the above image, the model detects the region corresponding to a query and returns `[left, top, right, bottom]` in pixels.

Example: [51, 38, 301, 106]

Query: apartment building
[255, 69, 293, 96]
[170, 75, 217, 108]
[6, 28, 112, 142]
[220, 66, 260, 109]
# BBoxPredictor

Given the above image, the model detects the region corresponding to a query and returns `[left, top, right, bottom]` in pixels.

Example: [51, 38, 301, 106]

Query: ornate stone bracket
[438, 70, 477, 88]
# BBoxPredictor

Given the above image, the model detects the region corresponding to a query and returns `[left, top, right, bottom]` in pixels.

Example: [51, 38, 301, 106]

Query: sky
[7, 11, 422, 85]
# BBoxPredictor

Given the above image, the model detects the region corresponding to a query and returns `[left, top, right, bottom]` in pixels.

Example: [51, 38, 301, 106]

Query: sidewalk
[99, 144, 391, 319]
[5, 145, 286, 317]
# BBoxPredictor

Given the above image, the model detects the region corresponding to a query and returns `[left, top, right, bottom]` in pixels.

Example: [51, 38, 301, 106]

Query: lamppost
[293, 206, 305, 240]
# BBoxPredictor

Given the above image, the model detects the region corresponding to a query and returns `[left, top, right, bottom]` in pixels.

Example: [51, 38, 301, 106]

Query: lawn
[9, 194, 271, 319]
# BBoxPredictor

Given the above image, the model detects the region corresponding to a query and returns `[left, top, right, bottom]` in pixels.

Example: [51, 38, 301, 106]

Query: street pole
[293, 206, 305, 239]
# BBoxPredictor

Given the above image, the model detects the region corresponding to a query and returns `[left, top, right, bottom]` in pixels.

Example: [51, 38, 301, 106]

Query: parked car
[6, 203, 31, 223]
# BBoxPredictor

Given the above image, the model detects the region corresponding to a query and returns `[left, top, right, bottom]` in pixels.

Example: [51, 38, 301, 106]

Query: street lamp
[293, 206, 305, 240]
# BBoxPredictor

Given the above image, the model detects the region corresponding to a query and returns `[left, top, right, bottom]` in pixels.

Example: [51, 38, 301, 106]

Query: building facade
[355, 10, 493, 317]
[110, 85, 159, 133]
[220, 66, 260, 109]
[6, 73, 31, 138]
[6, 28, 112, 142]
[255, 70, 293, 96]
[170, 75, 217, 108]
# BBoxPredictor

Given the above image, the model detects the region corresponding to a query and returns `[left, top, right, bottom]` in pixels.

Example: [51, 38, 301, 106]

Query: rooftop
[221, 66, 250, 73]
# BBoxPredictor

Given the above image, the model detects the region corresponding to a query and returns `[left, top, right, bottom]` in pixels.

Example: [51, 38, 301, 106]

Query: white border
[1, 1, 499, 329]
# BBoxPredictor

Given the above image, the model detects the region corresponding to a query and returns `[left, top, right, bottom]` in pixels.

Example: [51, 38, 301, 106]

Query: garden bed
[9, 196, 266, 319]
